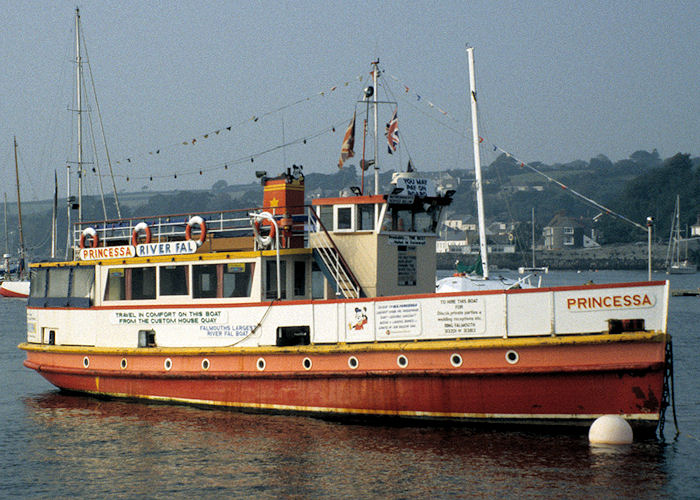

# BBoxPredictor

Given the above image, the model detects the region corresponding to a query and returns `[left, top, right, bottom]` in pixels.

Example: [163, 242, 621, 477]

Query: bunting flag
[338, 111, 356, 168]
[406, 159, 414, 172]
[385, 108, 399, 154]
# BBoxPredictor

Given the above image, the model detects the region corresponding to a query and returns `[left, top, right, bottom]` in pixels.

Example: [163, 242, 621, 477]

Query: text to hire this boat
[20, 48, 673, 434]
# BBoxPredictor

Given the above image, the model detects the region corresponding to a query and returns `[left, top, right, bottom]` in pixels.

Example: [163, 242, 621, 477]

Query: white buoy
[588, 415, 633, 445]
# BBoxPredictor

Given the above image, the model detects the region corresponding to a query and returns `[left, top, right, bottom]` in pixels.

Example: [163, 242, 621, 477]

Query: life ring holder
[79, 227, 99, 249]
[252, 211, 276, 248]
[185, 216, 207, 246]
[131, 222, 152, 246]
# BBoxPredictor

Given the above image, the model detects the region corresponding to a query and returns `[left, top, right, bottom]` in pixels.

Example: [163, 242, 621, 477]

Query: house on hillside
[543, 212, 585, 249]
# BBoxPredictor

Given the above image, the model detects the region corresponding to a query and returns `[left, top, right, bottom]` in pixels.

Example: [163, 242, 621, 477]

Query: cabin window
[29, 268, 48, 298]
[311, 261, 324, 299]
[357, 204, 375, 230]
[265, 260, 286, 299]
[193, 264, 217, 298]
[293, 261, 306, 296]
[71, 267, 95, 298]
[392, 208, 413, 232]
[104, 268, 126, 301]
[335, 206, 353, 231]
[192, 263, 254, 298]
[159, 265, 189, 296]
[47, 268, 71, 298]
[131, 267, 156, 300]
[222, 263, 254, 298]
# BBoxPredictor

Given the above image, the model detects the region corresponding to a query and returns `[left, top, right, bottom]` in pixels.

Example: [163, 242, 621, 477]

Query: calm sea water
[2, 270, 699, 499]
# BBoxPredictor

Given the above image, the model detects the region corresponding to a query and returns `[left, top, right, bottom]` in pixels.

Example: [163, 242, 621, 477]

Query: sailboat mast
[3, 193, 7, 255]
[466, 46, 489, 279]
[372, 60, 379, 195]
[531, 207, 536, 267]
[13, 137, 25, 277]
[75, 8, 83, 226]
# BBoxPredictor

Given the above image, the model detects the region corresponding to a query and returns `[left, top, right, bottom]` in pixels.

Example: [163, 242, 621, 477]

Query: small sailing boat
[665, 195, 696, 274]
[0, 137, 30, 298]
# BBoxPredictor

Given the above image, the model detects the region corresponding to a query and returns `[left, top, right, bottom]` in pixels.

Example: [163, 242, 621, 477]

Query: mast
[75, 7, 84, 226]
[531, 207, 536, 267]
[3, 193, 7, 255]
[372, 60, 379, 195]
[13, 137, 25, 278]
[51, 171, 57, 259]
[466, 46, 489, 278]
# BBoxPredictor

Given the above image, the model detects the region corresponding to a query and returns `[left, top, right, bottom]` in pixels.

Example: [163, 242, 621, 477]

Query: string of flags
[387, 73, 459, 123]
[489, 142, 647, 231]
[111, 73, 369, 168]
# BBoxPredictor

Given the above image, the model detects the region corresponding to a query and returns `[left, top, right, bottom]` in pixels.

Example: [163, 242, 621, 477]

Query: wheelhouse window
[357, 204, 375, 231]
[159, 265, 188, 296]
[335, 206, 353, 231]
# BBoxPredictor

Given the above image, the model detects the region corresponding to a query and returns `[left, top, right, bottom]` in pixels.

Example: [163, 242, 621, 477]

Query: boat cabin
[28, 170, 453, 313]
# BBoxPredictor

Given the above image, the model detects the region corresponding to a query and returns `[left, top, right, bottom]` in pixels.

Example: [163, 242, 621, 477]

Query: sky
[1, 0, 698, 202]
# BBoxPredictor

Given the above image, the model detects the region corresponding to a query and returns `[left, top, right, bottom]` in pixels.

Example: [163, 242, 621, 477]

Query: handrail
[307, 208, 362, 298]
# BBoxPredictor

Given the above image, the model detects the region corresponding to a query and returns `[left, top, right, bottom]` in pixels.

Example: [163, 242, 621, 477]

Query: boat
[0, 137, 29, 298]
[665, 195, 696, 274]
[19, 46, 673, 434]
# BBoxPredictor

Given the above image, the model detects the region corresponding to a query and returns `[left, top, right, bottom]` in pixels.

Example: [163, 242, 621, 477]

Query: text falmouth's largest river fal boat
[20, 50, 673, 435]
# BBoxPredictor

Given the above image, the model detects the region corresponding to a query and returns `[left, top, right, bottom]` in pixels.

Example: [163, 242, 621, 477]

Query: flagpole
[372, 60, 379, 195]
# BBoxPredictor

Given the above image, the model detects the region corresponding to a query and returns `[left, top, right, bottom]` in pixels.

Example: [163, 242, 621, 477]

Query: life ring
[185, 216, 207, 246]
[252, 212, 276, 248]
[131, 222, 152, 246]
[79, 227, 99, 249]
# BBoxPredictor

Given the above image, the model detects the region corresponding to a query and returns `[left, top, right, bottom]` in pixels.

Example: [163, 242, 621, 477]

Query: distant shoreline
[436, 243, 674, 271]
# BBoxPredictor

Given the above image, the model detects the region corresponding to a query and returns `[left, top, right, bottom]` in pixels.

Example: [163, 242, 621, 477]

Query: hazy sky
[2, 1, 698, 202]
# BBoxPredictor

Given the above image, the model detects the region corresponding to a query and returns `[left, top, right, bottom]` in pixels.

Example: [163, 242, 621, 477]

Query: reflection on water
[18, 392, 670, 498]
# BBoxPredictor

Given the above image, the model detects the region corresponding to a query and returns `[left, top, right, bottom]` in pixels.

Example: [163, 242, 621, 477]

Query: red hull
[22, 335, 668, 428]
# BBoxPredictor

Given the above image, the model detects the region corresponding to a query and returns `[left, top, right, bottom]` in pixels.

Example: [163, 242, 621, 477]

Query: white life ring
[185, 216, 207, 246]
[131, 222, 152, 246]
[252, 211, 276, 248]
[79, 227, 99, 248]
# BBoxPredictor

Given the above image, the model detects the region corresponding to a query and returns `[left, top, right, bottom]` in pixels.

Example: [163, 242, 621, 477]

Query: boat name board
[565, 292, 655, 311]
[109, 309, 228, 326]
[79, 245, 135, 261]
[136, 241, 198, 257]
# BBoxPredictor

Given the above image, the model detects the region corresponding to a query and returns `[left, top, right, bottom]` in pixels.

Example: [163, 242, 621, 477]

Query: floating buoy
[588, 415, 633, 445]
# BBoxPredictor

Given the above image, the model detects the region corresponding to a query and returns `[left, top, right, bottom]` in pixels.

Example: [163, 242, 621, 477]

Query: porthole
[450, 353, 463, 367]
[120, 358, 127, 370]
[348, 356, 359, 369]
[505, 350, 519, 365]
[82, 356, 90, 368]
[257, 358, 266, 371]
[302, 357, 312, 370]
[164, 358, 173, 371]
[201, 358, 210, 370]
[397, 355, 408, 368]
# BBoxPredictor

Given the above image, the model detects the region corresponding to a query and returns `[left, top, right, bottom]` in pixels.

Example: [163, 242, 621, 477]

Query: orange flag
[338, 111, 356, 168]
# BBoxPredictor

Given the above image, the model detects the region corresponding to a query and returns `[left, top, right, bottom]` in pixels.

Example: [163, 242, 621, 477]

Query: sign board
[393, 177, 437, 197]
[387, 235, 426, 246]
[136, 240, 198, 257]
[79, 245, 135, 261]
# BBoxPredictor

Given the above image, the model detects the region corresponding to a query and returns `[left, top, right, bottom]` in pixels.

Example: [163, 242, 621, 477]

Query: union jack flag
[385, 108, 399, 154]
